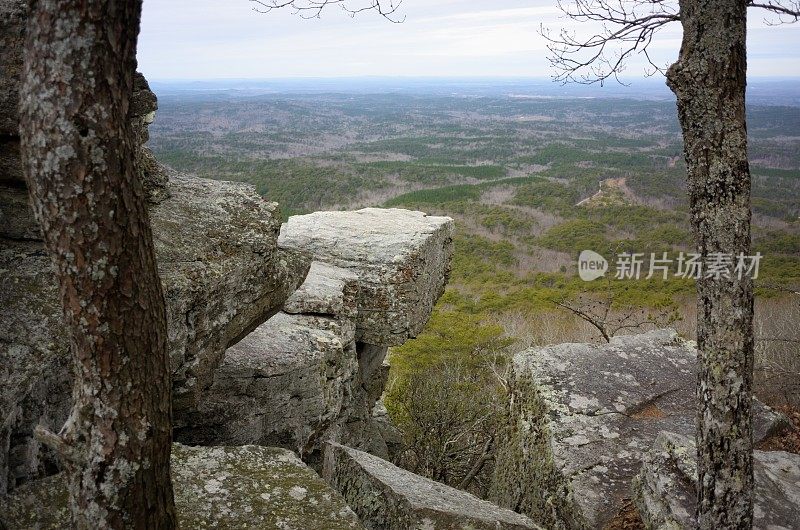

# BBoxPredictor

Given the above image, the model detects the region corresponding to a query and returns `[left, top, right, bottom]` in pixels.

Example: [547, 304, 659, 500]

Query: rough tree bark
[19, 1, 177, 528]
[667, 0, 754, 527]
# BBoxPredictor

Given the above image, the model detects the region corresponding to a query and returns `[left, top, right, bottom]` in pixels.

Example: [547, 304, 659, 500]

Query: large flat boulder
[279, 208, 453, 346]
[490, 329, 789, 530]
[323, 442, 541, 530]
[0, 174, 309, 492]
[0, 444, 364, 529]
[633, 431, 800, 529]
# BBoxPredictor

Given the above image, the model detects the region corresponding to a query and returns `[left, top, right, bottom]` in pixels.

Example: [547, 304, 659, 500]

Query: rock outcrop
[0, 443, 363, 529]
[279, 208, 454, 346]
[0, 32, 310, 490]
[0, 172, 309, 492]
[633, 431, 800, 529]
[178, 211, 455, 463]
[490, 329, 790, 529]
[323, 442, 541, 530]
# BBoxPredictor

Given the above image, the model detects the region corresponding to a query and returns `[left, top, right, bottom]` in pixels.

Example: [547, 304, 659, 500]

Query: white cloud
[137, 0, 800, 79]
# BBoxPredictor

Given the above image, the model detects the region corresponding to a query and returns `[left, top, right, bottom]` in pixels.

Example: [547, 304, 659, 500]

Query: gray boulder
[323, 442, 541, 530]
[1, 173, 309, 492]
[0, 443, 364, 529]
[633, 431, 800, 529]
[279, 208, 454, 346]
[176, 310, 359, 460]
[490, 329, 789, 529]
[151, 173, 309, 417]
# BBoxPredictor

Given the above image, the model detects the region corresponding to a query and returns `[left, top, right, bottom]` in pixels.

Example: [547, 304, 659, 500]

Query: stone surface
[151, 173, 310, 417]
[0, 137, 22, 186]
[279, 208, 454, 346]
[0, 185, 38, 240]
[0, 174, 310, 492]
[490, 329, 789, 530]
[284, 261, 360, 319]
[176, 311, 359, 461]
[323, 442, 541, 530]
[0, 0, 25, 135]
[177, 261, 397, 463]
[0, 444, 364, 529]
[633, 431, 800, 530]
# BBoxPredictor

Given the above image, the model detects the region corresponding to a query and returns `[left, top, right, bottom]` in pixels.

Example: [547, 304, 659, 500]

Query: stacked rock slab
[179, 210, 454, 463]
[633, 432, 800, 529]
[0, 444, 363, 529]
[280, 208, 453, 457]
[323, 442, 541, 530]
[490, 329, 789, 529]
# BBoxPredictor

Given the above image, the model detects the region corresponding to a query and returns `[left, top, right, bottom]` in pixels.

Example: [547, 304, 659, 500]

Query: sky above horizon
[138, 0, 800, 80]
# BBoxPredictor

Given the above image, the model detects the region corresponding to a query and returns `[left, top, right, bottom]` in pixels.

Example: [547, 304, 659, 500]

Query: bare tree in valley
[544, 0, 799, 527]
[19, 0, 176, 527]
[553, 281, 679, 343]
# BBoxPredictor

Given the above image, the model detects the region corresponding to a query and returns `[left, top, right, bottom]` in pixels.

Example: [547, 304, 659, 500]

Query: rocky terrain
[2, 3, 799, 528]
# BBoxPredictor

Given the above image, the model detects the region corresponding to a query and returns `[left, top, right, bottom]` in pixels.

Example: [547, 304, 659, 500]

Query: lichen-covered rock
[279, 208, 453, 346]
[0, 0, 26, 136]
[1, 174, 310, 491]
[633, 431, 800, 529]
[323, 442, 541, 530]
[490, 329, 789, 530]
[0, 444, 364, 529]
[0, 242, 70, 494]
[179, 238, 451, 465]
[176, 311, 359, 461]
[151, 174, 310, 418]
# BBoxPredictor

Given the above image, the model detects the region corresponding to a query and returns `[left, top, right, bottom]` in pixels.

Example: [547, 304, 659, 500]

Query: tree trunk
[18, 1, 177, 528]
[666, 0, 754, 528]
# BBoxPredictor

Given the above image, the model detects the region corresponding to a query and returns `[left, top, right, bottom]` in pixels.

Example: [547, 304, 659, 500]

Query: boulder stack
[178, 210, 455, 463]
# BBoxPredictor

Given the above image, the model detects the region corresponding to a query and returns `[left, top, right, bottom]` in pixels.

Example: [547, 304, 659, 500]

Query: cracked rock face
[0, 444, 363, 529]
[176, 262, 361, 460]
[633, 431, 800, 530]
[323, 442, 541, 530]
[490, 329, 789, 530]
[279, 208, 454, 346]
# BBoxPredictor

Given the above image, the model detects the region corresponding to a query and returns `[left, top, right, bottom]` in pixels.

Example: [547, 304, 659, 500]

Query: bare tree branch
[544, 0, 798, 84]
[249, 0, 405, 22]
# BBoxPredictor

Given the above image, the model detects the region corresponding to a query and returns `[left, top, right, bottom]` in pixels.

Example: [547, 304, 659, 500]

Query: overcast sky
[138, 0, 800, 80]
